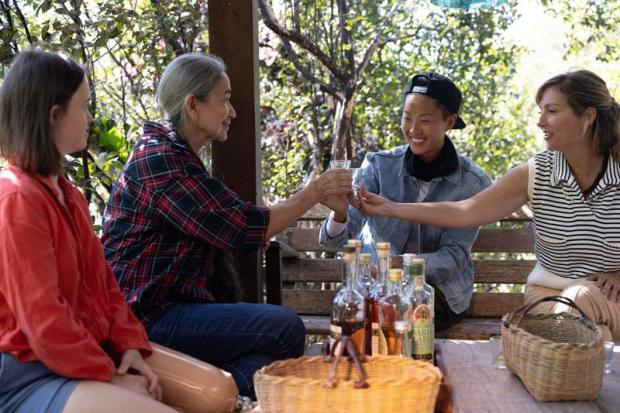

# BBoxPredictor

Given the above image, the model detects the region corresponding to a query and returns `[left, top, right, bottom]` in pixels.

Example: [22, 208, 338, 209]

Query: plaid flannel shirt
[102, 122, 270, 324]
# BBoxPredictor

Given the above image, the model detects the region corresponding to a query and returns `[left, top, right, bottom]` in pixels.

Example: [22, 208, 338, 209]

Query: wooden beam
[275, 226, 535, 253]
[208, 0, 262, 302]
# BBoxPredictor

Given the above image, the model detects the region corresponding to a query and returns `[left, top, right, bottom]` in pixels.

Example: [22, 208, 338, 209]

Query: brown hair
[0, 49, 86, 175]
[536, 70, 620, 161]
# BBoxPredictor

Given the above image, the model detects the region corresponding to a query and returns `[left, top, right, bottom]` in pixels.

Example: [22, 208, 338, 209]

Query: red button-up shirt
[0, 165, 151, 381]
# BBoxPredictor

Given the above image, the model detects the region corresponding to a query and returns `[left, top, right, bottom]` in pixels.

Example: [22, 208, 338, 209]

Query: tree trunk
[330, 90, 356, 161]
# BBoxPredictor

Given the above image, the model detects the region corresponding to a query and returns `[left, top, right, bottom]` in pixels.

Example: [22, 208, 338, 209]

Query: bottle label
[411, 304, 433, 359]
[377, 325, 388, 356]
[371, 322, 380, 355]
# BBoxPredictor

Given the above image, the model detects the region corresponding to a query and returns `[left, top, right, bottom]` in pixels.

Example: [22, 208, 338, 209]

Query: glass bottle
[346, 239, 362, 277]
[329, 245, 365, 356]
[395, 319, 412, 358]
[378, 268, 410, 356]
[357, 253, 374, 356]
[406, 257, 434, 362]
[403, 254, 435, 311]
[368, 242, 390, 356]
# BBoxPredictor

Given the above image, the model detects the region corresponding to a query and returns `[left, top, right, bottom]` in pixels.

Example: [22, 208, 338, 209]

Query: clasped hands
[321, 181, 394, 220]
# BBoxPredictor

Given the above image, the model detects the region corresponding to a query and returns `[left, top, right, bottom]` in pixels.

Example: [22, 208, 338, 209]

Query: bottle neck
[345, 259, 357, 291]
[377, 253, 389, 283]
[388, 278, 402, 295]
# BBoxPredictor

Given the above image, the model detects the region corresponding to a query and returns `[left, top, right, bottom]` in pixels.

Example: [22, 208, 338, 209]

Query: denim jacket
[319, 144, 492, 314]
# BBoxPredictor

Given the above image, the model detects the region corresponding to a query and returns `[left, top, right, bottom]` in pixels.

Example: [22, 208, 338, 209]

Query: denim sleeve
[318, 153, 378, 247]
[418, 226, 478, 286]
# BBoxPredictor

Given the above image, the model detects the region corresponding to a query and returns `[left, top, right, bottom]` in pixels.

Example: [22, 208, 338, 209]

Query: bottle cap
[388, 268, 402, 282]
[343, 245, 356, 261]
[359, 253, 371, 265]
[347, 239, 362, 248]
[410, 258, 425, 275]
[376, 242, 390, 250]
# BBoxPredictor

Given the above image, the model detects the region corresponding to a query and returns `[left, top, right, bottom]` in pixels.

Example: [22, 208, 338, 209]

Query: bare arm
[360, 163, 530, 228]
[266, 168, 352, 238]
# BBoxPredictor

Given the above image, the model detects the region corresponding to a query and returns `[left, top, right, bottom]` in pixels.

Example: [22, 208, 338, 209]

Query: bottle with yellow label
[406, 257, 434, 362]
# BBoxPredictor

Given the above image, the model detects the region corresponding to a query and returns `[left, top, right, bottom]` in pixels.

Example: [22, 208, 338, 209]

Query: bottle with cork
[329, 245, 365, 355]
[405, 257, 434, 362]
[368, 242, 390, 355]
[378, 268, 411, 356]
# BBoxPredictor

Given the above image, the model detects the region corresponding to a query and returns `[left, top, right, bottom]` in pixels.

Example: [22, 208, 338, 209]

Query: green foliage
[2, 0, 618, 212]
[0, 0, 208, 218]
[260, 0, 535, 193]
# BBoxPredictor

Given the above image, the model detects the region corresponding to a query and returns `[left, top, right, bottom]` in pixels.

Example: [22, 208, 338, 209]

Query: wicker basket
[254, 356, 442, 413]
[501, 295, 604, 402]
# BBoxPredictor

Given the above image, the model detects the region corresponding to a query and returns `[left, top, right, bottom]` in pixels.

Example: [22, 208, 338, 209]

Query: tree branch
[280, 38, 341, 97]
[258, 0, 346, 82]
[150, 0, 185, 56]
[336, 0, 355, 79]
[355, 0, 405, 79]
[11, 0, 33, 44]
[1, 0, 18, 53]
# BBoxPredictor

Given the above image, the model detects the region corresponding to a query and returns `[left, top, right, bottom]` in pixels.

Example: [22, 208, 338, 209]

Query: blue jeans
[146, 303, 305, 399]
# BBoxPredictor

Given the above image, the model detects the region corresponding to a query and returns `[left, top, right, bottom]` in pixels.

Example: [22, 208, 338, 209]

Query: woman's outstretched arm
[360, 163, 530, 228]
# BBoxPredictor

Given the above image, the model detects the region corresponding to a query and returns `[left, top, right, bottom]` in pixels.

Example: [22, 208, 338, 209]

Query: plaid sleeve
[132, 146, 270, 252]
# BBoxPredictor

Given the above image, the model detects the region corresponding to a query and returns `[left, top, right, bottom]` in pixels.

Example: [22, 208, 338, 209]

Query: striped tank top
[529, 151, 620, 280]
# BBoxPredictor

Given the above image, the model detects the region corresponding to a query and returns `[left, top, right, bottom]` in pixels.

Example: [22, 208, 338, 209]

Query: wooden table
[437, 340, 620, 413]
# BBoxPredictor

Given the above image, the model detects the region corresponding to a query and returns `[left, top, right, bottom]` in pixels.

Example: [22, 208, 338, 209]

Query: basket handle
[503, 295, 592, 327]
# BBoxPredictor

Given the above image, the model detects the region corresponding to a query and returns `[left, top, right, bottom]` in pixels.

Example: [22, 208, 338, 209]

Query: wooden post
[208, 0, 263, 303]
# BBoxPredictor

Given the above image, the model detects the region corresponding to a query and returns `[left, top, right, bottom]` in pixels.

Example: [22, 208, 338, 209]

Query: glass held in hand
[329, 159, 351, 169]
[604, 341, 614, 374]
[348, 168, 363, 198]
[490, 335, 506, 369]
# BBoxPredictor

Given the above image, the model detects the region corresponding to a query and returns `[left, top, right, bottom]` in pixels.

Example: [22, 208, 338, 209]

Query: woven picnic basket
[254, 355, 442, 413]
[501, 295, 604, 402]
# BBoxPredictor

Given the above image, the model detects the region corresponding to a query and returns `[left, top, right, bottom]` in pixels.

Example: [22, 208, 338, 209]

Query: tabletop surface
[438, 340, 620, 413]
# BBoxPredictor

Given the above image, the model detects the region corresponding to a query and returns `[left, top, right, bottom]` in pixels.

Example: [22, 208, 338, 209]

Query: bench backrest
[269, 205, 535, 319]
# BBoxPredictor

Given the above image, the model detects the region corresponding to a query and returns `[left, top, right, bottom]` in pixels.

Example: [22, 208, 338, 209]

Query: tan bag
[501, 295, 604, 401]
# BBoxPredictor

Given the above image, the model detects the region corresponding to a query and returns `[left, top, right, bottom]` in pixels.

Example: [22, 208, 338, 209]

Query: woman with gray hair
[102, 53, 352, 399]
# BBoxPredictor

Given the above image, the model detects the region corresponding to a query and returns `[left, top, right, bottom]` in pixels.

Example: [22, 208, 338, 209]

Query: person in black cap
[319, 71, 492, 331]
[358, 69, 620, 341]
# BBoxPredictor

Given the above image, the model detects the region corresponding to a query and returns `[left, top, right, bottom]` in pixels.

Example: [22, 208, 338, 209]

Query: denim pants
[146, 302, 305, 399]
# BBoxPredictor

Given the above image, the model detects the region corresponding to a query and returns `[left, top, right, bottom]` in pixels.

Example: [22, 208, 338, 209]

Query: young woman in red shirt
[0, 50, 237, 412]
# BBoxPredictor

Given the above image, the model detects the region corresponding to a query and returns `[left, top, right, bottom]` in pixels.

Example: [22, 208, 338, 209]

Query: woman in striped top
[358, 70, 620, 340]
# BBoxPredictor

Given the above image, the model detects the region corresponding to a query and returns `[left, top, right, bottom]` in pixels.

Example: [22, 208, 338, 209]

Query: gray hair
[156, 53, 227, 134]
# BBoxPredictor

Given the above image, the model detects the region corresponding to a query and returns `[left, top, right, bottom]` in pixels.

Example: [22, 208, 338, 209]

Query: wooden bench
[265, 205, 535, 340]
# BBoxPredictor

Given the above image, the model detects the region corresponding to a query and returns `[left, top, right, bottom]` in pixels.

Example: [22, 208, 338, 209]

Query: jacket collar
[143, 121, 194, 153]
[398, 140, 462, 186]
[7, 164, 74, 199]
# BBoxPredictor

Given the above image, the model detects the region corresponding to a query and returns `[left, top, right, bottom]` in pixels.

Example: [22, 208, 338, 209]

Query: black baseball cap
[405, 72, 466, 129]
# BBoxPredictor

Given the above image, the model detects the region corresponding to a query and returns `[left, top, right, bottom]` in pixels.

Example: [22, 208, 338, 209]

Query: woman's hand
[110, 373, 158, 398]
[322, 194, 350, 221]
[358, 186, 395, 217]
[113, 349, 162, 400]
[588, 271, 620, 303]
[310, 169, 352, 202]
